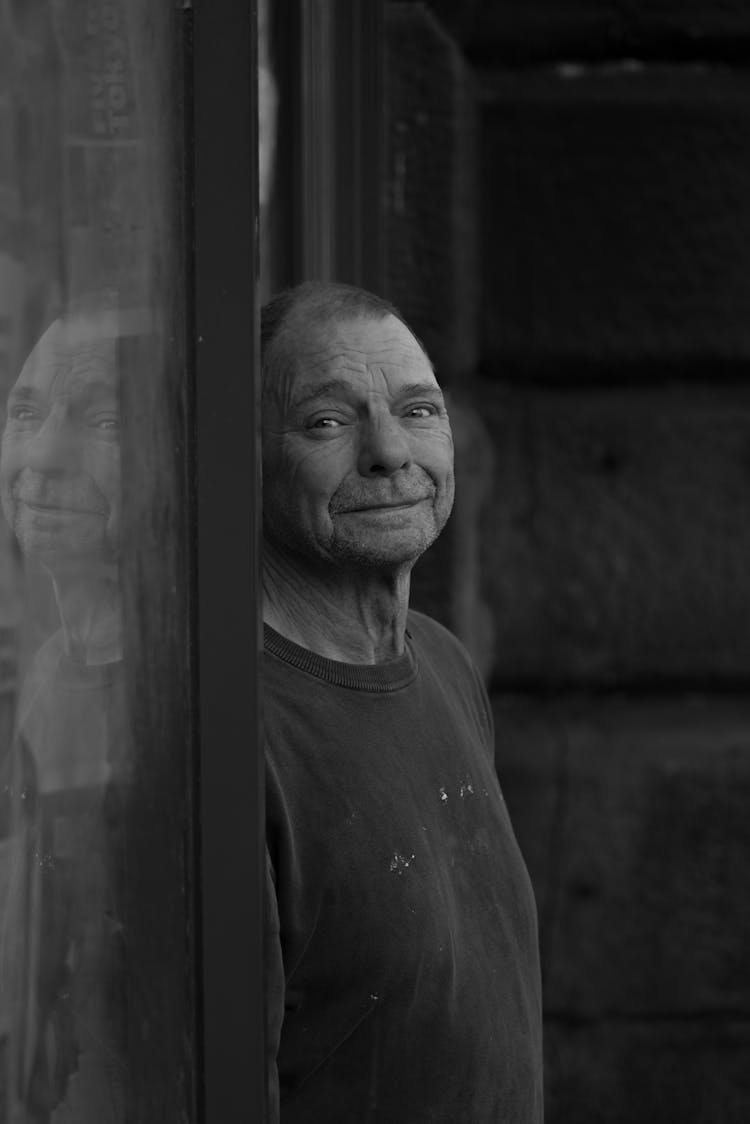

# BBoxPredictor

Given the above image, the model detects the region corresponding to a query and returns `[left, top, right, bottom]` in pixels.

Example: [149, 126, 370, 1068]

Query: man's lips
[17, 498, 106, 516]
[337, 498, 427, 513]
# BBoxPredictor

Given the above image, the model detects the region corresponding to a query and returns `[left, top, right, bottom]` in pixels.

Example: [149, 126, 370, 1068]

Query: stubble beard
[326, 509, 440, 573]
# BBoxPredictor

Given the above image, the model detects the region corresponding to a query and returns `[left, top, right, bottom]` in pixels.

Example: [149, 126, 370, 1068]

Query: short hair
[260, 280, 429, 399]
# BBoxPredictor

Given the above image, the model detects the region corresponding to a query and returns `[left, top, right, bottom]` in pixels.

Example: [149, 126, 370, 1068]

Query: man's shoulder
[407, 610, 494, 753]
[406, 610, 478, 679]
[407, 608, 461, 649]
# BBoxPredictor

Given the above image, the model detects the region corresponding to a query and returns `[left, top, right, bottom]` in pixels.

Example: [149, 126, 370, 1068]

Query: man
[0, 303, 133, 1122]
[262, 281, 543, 1122]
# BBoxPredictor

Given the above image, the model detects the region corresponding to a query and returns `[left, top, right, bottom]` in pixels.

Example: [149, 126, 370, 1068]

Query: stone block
[493, 695, 750, 1017]
[482, 66, 750, 378]
[385, 3, 479, 381]
[421, 0, 750, 62]
[545, 1019, 750, 1124]
[481, 384, 750, 685]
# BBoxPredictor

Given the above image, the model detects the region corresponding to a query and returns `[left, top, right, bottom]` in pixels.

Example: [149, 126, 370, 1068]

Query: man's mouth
[18, 498, 105, 516]
[341, 499, 426, 513]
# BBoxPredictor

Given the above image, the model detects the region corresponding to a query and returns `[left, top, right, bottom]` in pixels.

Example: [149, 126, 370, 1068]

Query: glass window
[0, 2, 196, 1119]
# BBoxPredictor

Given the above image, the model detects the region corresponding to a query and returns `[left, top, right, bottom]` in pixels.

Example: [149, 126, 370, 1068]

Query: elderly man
[0, 303, 133, 1122]
[262, 281, 543, 1123]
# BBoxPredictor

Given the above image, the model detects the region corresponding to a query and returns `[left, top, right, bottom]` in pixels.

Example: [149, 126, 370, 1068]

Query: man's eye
[405, 405, 437, 419]
[309, 417, 343, 429]
[88, 414, 120, 432]
[10, 406, 39, 422]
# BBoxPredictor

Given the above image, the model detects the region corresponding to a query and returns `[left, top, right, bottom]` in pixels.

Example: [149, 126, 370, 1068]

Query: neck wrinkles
[262, 538, 411, 664]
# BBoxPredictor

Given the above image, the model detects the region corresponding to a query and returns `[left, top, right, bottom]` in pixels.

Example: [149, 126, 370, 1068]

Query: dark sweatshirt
[264, 611, 543, 1123]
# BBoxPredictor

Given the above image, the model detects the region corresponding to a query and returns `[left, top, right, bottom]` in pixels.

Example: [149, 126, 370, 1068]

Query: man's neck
[262, 541, 411, 664]
[49, 563, 122, 665]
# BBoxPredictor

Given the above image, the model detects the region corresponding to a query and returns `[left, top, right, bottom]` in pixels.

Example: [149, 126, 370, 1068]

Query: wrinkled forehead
[13, 312, 134, 399]
[280, 312, 435, 394]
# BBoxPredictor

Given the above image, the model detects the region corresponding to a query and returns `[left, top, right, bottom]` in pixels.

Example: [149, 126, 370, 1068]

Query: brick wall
[386, 4, 750, 1119]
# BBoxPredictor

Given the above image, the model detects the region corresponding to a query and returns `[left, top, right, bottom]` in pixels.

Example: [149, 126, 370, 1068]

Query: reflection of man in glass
[2, 311, 121, 658]
[0, 304, 131, 1122]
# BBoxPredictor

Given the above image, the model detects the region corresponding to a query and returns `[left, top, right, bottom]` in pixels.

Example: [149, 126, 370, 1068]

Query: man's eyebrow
[74, 378, 120, 404]
[6, 378, 118, 411]
[396, 382, 445, 401]
[290, 379, 357, 409]
[6, 385, 42, 405]
[291, 378, 444, 410]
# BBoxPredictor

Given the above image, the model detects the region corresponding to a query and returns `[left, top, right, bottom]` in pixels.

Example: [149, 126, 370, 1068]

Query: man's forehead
[297, 311, 424, 353]
[286, 313, 434, 386]
[14, 319, 119, 397]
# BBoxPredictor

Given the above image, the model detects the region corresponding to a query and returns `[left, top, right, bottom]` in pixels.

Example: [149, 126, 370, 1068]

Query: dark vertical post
[271, 0, 386, 292]
[191, 2, 263, 1122]
[334, 0, 386, 292]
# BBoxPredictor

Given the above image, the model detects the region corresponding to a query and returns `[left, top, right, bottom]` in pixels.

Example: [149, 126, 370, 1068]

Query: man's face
[262, 313, 454, 573]
[0, 315, 120, 572]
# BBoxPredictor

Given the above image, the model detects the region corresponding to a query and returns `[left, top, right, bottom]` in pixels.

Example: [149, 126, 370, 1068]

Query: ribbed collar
[263, 623, 418, 692]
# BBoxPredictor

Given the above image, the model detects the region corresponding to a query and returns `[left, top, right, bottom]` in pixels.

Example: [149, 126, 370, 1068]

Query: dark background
[387, 3, 750, 1120]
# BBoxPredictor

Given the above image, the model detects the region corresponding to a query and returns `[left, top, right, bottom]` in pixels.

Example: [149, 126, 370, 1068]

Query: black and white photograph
[1, 1, 749, 1121]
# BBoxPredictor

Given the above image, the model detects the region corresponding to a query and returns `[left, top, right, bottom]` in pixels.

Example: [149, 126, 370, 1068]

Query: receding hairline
[22, 296, 152, 362]
[261, 281, 432, 396]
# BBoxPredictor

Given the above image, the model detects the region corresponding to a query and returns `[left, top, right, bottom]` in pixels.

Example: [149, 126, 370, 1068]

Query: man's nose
[24, 409, 80, 474]
[357, 413, 412, 477]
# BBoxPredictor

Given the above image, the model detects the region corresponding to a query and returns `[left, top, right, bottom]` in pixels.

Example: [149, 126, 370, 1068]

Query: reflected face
[262, 313, 454, 573]
[0, 316, 120, 570]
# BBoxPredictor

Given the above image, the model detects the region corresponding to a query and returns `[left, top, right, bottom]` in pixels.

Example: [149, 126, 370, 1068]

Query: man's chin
[329, 500, 450, 561]
[15, 528, 117, 572]
[329, 525, 438, 571]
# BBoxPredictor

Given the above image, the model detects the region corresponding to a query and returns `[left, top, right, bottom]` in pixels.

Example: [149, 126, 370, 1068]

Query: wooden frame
[191, 1, 264, 1120]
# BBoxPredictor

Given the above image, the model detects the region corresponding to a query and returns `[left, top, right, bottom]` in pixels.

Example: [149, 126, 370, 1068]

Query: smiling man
[0, 304, 134, 1122]
[1, 313, 120, 594]
[262, 281, 543, 1123]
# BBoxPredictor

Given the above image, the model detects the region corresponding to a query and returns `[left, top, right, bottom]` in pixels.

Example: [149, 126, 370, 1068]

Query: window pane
[0, 2, 193, 1121]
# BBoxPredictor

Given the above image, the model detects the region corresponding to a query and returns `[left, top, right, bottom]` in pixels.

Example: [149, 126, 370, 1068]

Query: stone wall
[386, 3, 750, 1119]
